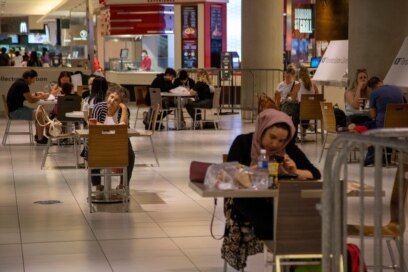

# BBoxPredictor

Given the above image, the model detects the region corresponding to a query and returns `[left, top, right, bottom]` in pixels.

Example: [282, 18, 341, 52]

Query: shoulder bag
[280, 82, 299, 116]
[35, 105, 63, 137]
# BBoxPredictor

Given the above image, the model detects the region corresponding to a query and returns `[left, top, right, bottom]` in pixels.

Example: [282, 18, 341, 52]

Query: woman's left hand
[282, 154, 297, 175]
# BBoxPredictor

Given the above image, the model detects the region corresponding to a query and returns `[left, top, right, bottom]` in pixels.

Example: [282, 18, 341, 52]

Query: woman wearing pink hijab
[221, 109, 321, 270]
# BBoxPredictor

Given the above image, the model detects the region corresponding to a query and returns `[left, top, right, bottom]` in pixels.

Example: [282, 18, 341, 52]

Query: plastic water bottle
[257, 149, 268, 169]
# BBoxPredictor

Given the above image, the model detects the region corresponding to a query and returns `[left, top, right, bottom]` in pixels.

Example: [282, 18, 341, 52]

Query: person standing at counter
[139, 50, 151, 71]
[27, 51, 42, 67]
[6, 69, 50, 144]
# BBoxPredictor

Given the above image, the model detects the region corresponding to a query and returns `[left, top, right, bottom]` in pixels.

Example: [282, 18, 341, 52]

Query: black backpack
[334, 105, 347, 127]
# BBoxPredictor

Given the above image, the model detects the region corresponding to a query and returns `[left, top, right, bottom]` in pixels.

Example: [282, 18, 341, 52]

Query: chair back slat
[88, 125, 128, 168]
[390, 162, 408, 227]
[57, 95, 82, 122]
[300, 94, 324, 120]
[384, 103, 408, 128]
[149, 88, 163, 110]
[2, 94, 10, 119]
[320, 102, 337, 133]
[275, 181, 322, 255]
[212, 87, 221, 109]
[135, 87, 148, 106]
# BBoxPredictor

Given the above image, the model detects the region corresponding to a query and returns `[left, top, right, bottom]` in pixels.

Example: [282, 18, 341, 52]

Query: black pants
[233, 198, 274, 240]
[185, 99, 212, 121]
[91, 141, 135, 186]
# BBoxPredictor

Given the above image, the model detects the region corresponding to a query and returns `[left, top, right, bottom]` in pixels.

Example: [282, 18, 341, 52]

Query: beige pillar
[349, 0, 408, 80]
[241, 0, 284, 119]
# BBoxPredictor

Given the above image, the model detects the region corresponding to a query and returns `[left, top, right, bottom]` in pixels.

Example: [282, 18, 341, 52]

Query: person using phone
[221, 108, 321, 270]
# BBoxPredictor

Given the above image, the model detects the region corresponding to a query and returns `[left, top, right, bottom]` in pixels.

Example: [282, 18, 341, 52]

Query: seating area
[0, 105, 407, 271]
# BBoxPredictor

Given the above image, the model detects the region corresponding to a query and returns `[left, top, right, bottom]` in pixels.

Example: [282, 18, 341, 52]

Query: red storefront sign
[103, 4, 174, 35]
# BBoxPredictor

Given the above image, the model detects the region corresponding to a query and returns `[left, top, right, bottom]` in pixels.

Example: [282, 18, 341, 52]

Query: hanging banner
[312, 40, 348, 86]
[384, 36, 408, 88]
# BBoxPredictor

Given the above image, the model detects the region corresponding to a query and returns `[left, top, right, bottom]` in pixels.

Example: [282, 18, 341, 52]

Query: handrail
[322, 128, 408, 271]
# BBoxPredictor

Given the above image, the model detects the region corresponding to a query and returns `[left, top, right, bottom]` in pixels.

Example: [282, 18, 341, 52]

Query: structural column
[349, 0, 408, 80]
[241, 0, 284, 119]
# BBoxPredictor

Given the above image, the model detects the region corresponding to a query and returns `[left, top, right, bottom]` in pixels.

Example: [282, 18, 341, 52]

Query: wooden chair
[299, 94, 324, 143]
[273, 181, 323, 272]
[319, 102, 347, 162]
[87, 124, 129, 213]
[193, 87, 221, 130]
[383, 103, 408, 166]
[133, 87, 149, 128]
[347, 162, 408, 271]
[2, 94, 33, 145]
[132, 104, 160, 166]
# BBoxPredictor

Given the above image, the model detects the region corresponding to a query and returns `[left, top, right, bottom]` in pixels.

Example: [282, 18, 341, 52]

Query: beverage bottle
[257, 149, 268, 169]
[268, 156, 279, 189]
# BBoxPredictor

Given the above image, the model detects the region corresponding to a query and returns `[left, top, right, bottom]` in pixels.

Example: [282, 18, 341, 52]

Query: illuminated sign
[294, 8, 312, 34]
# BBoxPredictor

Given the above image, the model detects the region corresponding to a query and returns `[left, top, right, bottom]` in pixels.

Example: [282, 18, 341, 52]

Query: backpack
[347, 243, 367, 272]
[334, 105, 347, 127]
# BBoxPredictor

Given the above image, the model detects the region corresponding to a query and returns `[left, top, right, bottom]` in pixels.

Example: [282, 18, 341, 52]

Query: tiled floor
[0, 110, 407, 271]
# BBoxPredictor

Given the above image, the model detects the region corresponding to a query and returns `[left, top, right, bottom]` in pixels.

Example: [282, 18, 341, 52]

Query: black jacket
[227, 132, 321, 180]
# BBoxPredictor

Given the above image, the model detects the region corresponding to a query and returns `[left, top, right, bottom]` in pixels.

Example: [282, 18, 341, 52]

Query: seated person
[144, 67, 177, 130]
[344, 68, 372, 124]
[172, 69, 196, 128]
[50, 71, 72, 96]
[221, 108, 321, 270]
[6, 69, 50, 144]
[363, 76, 406, 166]
[82, 76, 108, 120]
[185, 69, 214, 127]
[87, 84, 135, 191]
[49, 82, 75, 120]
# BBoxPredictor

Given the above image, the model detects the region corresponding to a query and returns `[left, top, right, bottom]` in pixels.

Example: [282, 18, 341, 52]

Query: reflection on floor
[0, 109, 406, 271]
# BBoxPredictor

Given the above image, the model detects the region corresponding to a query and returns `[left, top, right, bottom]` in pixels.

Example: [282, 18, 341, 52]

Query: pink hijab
[250, 109, 296, 166]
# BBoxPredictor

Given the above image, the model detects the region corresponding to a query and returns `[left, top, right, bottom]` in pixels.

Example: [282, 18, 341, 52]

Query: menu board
[182, 40, 197, 68]
[210, 6, 222, 40]
[181, 5, 198, 68]
[210, 5, 223, 68]
[182, 6, 197, 39]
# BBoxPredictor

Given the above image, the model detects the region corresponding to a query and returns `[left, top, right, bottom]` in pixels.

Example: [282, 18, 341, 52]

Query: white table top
[188, 182, 278, 198]
[161, 92, 194, 97]
[189, 180, 382, 199]
[37, 99, 57, 105]
[66, 111, 85, 118]
[75, 128, 141, 138]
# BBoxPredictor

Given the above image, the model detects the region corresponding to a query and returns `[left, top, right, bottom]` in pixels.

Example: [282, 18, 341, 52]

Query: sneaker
[95, 184, 104, 191]
[35, 137, 48, 145]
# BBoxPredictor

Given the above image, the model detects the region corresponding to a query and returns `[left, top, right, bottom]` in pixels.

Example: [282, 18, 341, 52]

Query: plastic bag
[204, 162, 269, 190]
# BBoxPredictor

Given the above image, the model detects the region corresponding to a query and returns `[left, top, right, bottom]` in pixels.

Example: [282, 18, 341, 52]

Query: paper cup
[88, 118, 97, 125]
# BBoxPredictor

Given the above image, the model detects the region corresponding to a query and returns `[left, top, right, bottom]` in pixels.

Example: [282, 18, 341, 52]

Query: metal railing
[322, 128, 408, 271]
[184, 68, 284, 119]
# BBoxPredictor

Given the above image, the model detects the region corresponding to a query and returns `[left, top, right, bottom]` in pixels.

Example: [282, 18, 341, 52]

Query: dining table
[161, 92, 194, 130]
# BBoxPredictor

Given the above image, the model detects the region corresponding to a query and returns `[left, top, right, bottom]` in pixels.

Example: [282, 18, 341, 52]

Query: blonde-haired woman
[185, 69, 214, 127]
[345, 68, 372, 124]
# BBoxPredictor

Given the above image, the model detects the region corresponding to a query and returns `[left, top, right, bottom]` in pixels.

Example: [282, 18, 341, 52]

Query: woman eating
[221, 108, 321, 270]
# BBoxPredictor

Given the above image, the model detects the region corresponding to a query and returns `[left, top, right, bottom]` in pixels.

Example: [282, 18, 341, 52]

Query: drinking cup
[88, 118, 97, 125]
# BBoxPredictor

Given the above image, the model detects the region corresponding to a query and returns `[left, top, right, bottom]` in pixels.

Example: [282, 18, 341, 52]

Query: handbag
[257, 92, 277, 113]
[35, 105, 63, 137]
[280, 82, 299, 116]
[189, 161, 213, 183]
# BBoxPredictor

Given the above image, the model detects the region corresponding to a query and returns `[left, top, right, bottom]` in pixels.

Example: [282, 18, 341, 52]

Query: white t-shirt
[276, 80, 297, 101]
[297, 79, 314, 101]
[104, 116, 116, 125]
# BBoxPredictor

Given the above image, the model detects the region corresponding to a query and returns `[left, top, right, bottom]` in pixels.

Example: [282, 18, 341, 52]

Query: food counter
[105, 71, 158, 86]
